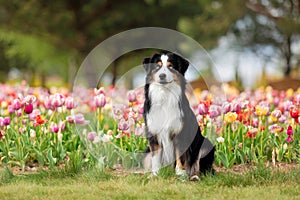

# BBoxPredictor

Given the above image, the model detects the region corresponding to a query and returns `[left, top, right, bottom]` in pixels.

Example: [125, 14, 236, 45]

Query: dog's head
[143, 52, 189, 85]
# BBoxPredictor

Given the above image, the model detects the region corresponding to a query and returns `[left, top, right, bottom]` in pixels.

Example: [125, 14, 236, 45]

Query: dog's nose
[159, 73, 166, 80]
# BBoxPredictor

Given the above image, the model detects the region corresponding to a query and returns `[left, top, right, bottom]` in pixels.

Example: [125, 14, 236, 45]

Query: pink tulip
[198, 103, 208, 115]
[51, 93, 65, 108]
[66, 113, 90, 125]
[12, 98, 22, 110]
[0, 117, 11, 127]
[94, 87, 105, 95]
[24, 104, 34, 114]
[87, 132, 97, 141]
[65, 96, 75, 110]
[23, 95, 36, 104]
[49, 122, 59, 133]
[94, 94, 106, 108]
[271, 109, 282, 119]
[208, 105, 222, 118]
[127, 90, 137, 103]
[29, 109, 41, 121]
[7, 105, 15, 114]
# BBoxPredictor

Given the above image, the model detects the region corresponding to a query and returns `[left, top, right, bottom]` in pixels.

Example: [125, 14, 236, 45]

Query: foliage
[231, 0, 300, 76]
[0, 82, 299, 173]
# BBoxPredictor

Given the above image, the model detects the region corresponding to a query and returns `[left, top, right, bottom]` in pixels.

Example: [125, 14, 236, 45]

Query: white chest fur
[147, 82, 183, 135]
[146, 83, 183, 164]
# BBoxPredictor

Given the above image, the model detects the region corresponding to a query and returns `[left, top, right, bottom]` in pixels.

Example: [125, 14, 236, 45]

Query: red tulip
[290, 107, 299, 118]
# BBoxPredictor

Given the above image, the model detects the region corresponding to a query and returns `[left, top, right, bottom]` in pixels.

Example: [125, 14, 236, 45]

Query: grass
[0, 166, 300, 200]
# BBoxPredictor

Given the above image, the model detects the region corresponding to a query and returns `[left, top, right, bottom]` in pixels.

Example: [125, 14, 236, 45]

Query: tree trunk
[284, 36, 292, 77]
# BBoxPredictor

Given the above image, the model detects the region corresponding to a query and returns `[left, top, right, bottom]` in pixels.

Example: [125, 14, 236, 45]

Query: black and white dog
[143, 52, 215, 181]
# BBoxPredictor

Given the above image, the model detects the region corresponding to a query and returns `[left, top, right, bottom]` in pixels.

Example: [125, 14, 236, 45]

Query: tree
[0, 0, 223, 86]
[232, 0, 300, 77]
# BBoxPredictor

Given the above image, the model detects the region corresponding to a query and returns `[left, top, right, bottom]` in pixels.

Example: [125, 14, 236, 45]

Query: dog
[143, 51, 215, 181]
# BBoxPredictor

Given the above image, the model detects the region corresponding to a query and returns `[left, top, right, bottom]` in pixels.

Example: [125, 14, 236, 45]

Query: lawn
[1, 166, 300, 200]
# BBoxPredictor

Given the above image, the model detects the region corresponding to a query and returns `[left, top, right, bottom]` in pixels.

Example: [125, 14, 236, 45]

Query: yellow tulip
[255, 106, 269, 116]
[224, 112, 238, 123]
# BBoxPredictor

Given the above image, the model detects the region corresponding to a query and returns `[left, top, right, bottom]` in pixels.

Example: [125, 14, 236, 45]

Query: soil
[1, 162, 299, 176]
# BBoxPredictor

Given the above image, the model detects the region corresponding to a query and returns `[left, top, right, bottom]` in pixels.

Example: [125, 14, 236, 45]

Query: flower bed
[0, 82, 299, 171]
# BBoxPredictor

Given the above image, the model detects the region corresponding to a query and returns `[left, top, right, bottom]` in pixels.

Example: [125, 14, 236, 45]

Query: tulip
[12, 98, 22, 110]
[23, 95, 36, 104]
[94, 87, 105, 95]
[198, 103, 208, 115]
[24, 104, 34, 114]
[127, 90, 137, 103]
[94, 94, 106, 108]
[66, 113, 90, 125]
[286, 125, 293, 143]
[221, 102, 231, 114]
[269, 124, 284, 135]
[208, 105, 222, 119]
[224, 112, 238, 123]
[51, 93, 65, 108]
[271, 109, 282, 118]
[255, 105, 269, 116]
[49, 122, 59, 133]
[246, 128, 258, 138]
[101, 134, 113, 142]
[216, 136, 225, 143]
[3, 117, 10, 126]
[30, 129, 36, 139]
[295, 94, 300, 106]
[65, 96, 75, 110]
[7, 105, 15, 114]
[87, 132, 97, 141]
[290, 107, 299, 119]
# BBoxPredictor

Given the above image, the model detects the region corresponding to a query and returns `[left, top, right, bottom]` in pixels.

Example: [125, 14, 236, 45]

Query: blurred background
[0, 0, 299, 90]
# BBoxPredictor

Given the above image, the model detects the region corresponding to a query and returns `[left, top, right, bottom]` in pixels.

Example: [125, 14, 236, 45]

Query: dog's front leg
[148, 135, 161, 176]
[152, 148, 162, 175]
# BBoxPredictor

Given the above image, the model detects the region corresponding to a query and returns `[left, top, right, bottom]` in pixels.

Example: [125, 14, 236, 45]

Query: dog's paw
[189, 175, 200, 182]
[147, 172, 158, 179]
[175, 166, 187, 176]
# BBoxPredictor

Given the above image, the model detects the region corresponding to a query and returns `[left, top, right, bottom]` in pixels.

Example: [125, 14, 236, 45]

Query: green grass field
[1, 166, 299, 200]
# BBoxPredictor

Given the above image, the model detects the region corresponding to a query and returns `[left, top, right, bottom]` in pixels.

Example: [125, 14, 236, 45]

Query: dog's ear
[177, 55, 189, 75]
[143, 57, 151, 72]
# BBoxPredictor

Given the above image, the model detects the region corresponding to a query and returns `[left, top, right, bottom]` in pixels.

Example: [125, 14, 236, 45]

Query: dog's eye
[167, 62, 173, 68]
[157, 61, 162, 67]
